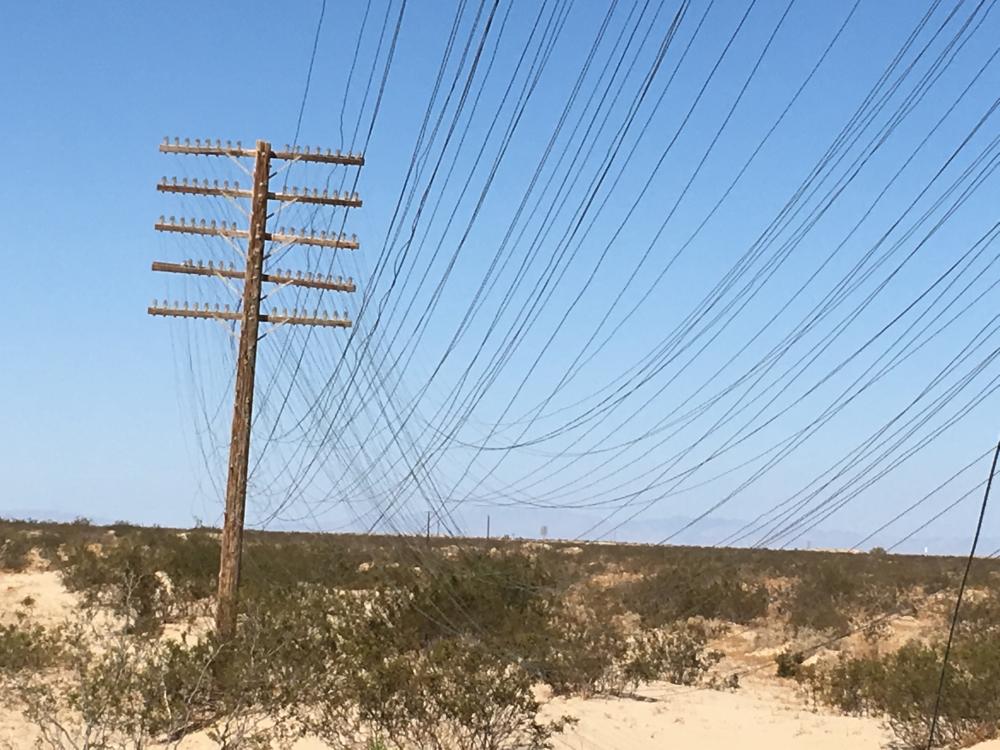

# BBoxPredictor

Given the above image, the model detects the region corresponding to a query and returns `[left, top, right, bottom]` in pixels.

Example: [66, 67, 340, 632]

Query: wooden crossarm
[151, 261, 356, 292]
[148, 304, 352, 328]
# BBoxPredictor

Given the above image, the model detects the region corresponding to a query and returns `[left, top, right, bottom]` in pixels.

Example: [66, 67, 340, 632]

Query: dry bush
[528, 601, 627, 697]
[530, 599, 726, 697]
[774, 649, 806, 680]
[15, 630, 205, 749]
[309, 636, 569, 750]
[8, 585, 349, 749]
[10, 584, 570, 750]
[784, 558, 911, 634]
[624, 619, 727, 690]
[804, 634, 1000, 749]
[398, 549, 560, 646]
[0, 621, 61, 676]
[59, 533, 220, 633]
[0, 531, 33, 572]
[619, 565, 769, 627]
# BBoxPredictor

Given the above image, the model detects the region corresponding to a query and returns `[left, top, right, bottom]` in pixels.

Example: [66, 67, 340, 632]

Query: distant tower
[540, 525, 548, 539]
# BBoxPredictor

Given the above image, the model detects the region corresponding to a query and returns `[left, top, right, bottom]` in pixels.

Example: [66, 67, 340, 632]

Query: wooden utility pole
[215, 141, 269, 640]
[149, 137, 364, 639]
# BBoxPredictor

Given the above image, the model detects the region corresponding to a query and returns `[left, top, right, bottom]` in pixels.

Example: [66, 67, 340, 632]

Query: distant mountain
[442, 507, 999, 556]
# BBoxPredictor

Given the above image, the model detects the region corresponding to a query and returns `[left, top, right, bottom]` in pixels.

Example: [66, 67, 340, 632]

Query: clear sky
[3, 1, 1000, 554]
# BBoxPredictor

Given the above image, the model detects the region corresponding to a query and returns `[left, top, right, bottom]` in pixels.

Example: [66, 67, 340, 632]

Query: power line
[926, 437, 1000, 748]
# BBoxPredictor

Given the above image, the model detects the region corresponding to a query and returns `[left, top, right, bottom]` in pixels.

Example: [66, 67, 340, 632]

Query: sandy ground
[543, 678, 889, 750]
[0, 569, 78, 627]
[1, 568, 997, 750]
[0, 684, 898, 750]
[0, 686, 890, 750]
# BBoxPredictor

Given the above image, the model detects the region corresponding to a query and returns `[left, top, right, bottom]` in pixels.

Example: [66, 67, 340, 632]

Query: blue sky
[2, 1, 1000, 553]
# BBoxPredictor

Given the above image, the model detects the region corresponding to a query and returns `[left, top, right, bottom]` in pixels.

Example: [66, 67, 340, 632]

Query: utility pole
[150, 137, 364, 639]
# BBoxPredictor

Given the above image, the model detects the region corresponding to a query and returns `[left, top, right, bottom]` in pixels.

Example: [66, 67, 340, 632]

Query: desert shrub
[528, 602, 626, 696]
[406, 639, 570, 750]
[16, 634, 293, 750]
[393, 551, 556, 651]
[60, 540, 173, 634]
[956, 590, 1000, 636]
[624, 620, 725, 689]
[804, 653, 887, 716]
[107, 521, 139, 535]
[0, 531, 33, 571]
[529, 598, 725, 697]
[882, 638, 1000, 749]
[808, 635, 1000, 749]
[157, 532, 220, 602]
[59, 532, 222, 632]
[785, 559, 906, 633]
[0, 622, 60, 675]
[240, 537, 366, 596]
[14, 589, 344, 749]
[235, 586, 571, 749]
[861, 616, 892, 648]
[10, 530, 66, 567]
[786, 560, 858, 632]
[16, 631, 202, 749]
[620, 565, 769, 626]
[312, 638, 569, 750]
[12, 583, 568, 750]
[921, 567, 958, 596]
[775, 649, 806, 679]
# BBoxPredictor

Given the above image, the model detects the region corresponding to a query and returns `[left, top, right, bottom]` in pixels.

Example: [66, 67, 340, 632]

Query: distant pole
[486, 514, 491, 541]
[426, 511, 431, 542]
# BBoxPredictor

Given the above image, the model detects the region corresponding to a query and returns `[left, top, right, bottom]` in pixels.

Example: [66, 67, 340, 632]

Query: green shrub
[626, 620, 725, 689]
[393, 551, 556, 651]
[810, 635, 1000, 748]
[528, 602, 626, 696]
[58, 532, 222, 632]
[12, 583, 571, 750]
[775, 649, 806, 679]
[785, 559, 906, 633]
[60, 540, 172, 634]
[786, 560, 857, 632]
[14, 589, 345, 749]
[620, 565, 769, 626]
[0, 532, 32, 571]
[805, 653, 886, 716]
[0, 623, 60, 674]
[528, 598, 724, 697]
[314, 638, 569, 750]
